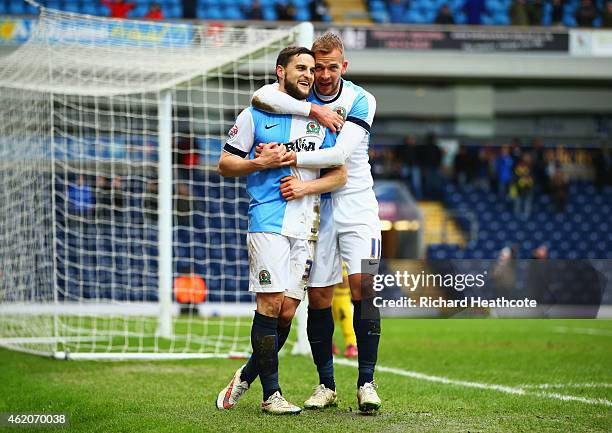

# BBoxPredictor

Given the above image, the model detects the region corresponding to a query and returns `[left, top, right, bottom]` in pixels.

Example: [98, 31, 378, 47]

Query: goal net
[0, 4, 312, 359]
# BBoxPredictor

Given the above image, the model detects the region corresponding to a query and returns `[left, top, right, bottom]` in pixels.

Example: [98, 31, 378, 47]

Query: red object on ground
[174, 275, 207, 304]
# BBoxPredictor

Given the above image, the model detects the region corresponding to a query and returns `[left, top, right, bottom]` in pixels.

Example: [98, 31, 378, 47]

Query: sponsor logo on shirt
[228, 124, 238, 139]
[285, 137, 317, 153]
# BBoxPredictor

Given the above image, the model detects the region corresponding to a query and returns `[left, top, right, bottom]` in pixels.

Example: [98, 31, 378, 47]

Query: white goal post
[0, 2, 313, 360]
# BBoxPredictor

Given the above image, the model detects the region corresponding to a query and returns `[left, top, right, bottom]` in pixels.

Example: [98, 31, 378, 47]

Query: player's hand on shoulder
[310, 104, 344, 134]
[280, 176, 308, 201]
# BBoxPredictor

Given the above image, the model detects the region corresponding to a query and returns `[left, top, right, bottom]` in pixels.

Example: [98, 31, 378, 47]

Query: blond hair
[311, 32, 344, 56]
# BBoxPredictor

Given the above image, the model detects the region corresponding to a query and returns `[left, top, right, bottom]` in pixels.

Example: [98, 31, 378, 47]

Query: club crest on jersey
[333, 106, 347, 120]
[258, 270, 271, 285]
[306, 121, 320, 134]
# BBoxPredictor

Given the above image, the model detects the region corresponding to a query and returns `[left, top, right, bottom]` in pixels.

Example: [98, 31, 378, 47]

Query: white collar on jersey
[313, 79, 344, 104]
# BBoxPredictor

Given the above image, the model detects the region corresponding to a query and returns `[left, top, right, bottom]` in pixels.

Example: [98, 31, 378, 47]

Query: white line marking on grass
[519, 383, 612, 389]
[334, 358, 612, 407]
[553, 326, 612, 337]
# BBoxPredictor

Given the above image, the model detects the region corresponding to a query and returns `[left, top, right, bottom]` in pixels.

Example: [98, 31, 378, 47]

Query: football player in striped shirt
[216, 46, 347, 415]
[252, 32, 383, 413]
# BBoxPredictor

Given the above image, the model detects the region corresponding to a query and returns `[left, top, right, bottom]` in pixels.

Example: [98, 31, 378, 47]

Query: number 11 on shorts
[370, 238, 381, 259]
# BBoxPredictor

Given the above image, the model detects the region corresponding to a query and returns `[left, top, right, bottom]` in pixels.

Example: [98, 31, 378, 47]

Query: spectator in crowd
[592, 146, 611, 192]
[530, 138, 547, 193]
[174, 137, 199, 180]
[101, 0, 135, 18]
[495, 146, 514, 196]
[175, 183, 192, 227]
[453, 145, 471, 186]
[551, 0, 566, 25]
[510, 137, 523, 164]
[389, 0, 406, 23]
[527, 0, 544, 25]
[422, 133, 443, 198]
[95, 175, 112, 221]
[369, 147, 397, 179]
[397, 136, 423, 198]
[475, 146, 495, 191]
[243, 0, 264, 20]
[511, 155, 534, 218]
[435, 4, 455, 24]
[510, 0, 529, 26]
[145, 2, 164, 20]
[544, 148, 559, 189]
[143, 180, 158, 223]
[527, 244, 553, 315]
[111, 176, 126, 220]
[182, 0, 196, 19]
[309, 0, 329, 22]
[69, 174, 94, 216]
[491, 245, 518, 293]
[463, 0, 486, 25]
[275, 1, 297, 20]
[549, 162, 568, 213]
[602, 1, 612, 28]
[183, 142, 200, 170]
[575, 0, 598, 27]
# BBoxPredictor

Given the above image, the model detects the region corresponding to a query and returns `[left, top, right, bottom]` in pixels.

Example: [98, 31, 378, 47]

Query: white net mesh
[0, 6, 302, 359]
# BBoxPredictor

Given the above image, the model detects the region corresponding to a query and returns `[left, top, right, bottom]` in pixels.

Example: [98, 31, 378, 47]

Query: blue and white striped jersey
[224, 107, 335, 240]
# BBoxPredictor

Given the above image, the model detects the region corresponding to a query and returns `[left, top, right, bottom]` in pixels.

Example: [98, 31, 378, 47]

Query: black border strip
[346, 116, 371, 134]
[223, 143, 247, 158]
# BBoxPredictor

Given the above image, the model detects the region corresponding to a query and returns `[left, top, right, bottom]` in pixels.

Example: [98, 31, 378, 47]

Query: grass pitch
[1, 319, 611, 432]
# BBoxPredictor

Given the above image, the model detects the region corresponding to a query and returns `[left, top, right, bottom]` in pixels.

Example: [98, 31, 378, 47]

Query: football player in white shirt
[216, 46, 347, 415]
[251, 33, 382, 413]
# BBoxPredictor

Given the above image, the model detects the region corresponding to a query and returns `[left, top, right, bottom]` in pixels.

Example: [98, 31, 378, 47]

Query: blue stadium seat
[262, 7, 277, 20]
[207, 6, 224, 20]
[225, 7, 244, 20]
[295, 7, 309, 21]
[8, 2, 26, 14]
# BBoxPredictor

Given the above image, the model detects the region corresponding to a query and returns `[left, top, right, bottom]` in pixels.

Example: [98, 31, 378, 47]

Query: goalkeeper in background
[332, 262, 357, 359]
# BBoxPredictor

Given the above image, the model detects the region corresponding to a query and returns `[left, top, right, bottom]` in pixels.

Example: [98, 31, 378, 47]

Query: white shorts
[248, 232, 315, 300]
[309, 189, 382, 287]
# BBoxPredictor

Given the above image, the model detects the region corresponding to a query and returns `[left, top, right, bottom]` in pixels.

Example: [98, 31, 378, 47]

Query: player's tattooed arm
[280, 165, 347, 201]
[218, 143, 291, 177]
[252, 84, 343, 133]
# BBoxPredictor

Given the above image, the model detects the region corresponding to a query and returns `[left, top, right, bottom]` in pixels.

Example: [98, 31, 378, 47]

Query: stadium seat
[262, 8, 277, 20]
[206, 7, 224, 20]
[8, 2, 26, 14]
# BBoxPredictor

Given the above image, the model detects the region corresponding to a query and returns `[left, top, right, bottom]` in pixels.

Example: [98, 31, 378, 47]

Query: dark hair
[275, 46, 315, 70]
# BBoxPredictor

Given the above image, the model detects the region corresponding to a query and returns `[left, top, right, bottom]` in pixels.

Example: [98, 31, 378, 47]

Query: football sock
[240, 324, 291, 385]
[277, 323, 291, 351]
[250, 311, 281, 400]
[352, 299, 381, 388]
[307, 306, 336, 391]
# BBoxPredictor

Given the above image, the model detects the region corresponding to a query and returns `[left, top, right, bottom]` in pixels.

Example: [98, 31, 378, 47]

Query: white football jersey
[309, 79, 376, 196]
